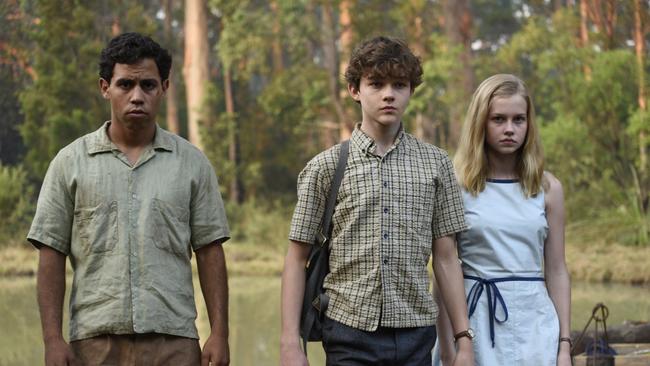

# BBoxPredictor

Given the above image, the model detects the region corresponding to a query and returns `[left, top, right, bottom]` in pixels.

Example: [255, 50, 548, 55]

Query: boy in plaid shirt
[281, 36, 474, 366]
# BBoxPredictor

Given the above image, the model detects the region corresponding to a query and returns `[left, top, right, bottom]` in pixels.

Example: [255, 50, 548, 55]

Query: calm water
[0, 276, 648, 366]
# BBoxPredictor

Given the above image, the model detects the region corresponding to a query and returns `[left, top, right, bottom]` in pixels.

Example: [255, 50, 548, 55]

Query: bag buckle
[316, 231, 328, 247]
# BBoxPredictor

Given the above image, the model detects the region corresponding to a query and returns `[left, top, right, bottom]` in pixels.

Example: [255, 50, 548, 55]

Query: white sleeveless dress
[433, 179, 559, 365]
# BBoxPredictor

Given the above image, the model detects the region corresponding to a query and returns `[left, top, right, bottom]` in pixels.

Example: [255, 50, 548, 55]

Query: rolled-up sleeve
[431, 152, 467, 239]
[27, 152, 74, 255]
[288, 156, 329, 245]
[190, 154, 230, 250]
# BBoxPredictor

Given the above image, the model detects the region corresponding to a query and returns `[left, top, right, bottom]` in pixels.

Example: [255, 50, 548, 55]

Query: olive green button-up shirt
[289, 125, 467, 331]
[28, 121, 230, 341]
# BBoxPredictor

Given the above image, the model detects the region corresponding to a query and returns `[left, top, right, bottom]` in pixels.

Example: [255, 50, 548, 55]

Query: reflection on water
[195, 277, 326, 366]
[0, 277, 647, 366]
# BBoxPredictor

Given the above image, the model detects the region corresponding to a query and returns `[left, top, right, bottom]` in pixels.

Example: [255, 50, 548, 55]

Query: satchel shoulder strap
[316, 140, 350, 247]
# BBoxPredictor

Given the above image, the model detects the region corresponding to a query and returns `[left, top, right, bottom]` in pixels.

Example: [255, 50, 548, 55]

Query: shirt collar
[86, 121, 175, 155]
[350, 122, 408, 156]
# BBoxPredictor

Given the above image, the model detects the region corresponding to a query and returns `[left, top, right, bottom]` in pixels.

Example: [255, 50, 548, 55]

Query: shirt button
[132, 193, 136, 199]
[383, 233, 389, 240]
[383, 207, 389, 214]
[383, 181, 388, 188]
[383, 258, 389, 265]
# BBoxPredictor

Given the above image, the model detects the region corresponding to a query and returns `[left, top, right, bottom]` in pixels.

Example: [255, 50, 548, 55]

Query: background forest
[1, 0, 649, 279]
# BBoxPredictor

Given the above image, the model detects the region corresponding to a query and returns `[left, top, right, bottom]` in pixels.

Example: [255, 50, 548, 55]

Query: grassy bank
[2, 201, 649, 283]
[3, 238, 650, 283]
[0, 241, 285, 278]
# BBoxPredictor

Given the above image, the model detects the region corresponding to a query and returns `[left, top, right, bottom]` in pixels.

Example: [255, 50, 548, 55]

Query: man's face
[348, 75, 412, 128]
[99, 58, 167, 130]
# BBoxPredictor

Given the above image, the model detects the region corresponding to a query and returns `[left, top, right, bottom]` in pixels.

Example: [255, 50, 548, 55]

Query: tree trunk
[586, 0, 617, 49]
[409, 2, 427, 141]
[321, 2, 350, 141]
[634, 0, 648, 221]
[270, 0, 284, 73]
[183, 0, 210, 150]
[163, 0, 180, 135]
[111, 0, 121, 36]
[634, 0, 647, 175]
[443, 0, 474, 150]
[224, 67, 242, 203]
[338, 0, 353, 138]
[580, 0, 592, 80]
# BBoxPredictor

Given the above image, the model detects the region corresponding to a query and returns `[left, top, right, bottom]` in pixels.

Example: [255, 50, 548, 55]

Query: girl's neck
[487, 150, 518, 179]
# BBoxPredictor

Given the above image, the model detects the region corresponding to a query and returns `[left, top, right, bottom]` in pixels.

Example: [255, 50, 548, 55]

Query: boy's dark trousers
[321, 316, 437, 366]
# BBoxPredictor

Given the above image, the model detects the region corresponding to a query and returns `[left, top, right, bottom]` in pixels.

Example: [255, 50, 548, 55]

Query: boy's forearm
[280, 241, 311, 347]
[196, 242, 229, 338]
[434, 283, 456, 364]
[432, 235, 470, 335]
[37, 246, 67, 344]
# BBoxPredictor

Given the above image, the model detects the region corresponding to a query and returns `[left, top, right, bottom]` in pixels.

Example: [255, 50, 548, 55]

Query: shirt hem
[192, 233, 231, 251]
[433, 223, 468, 240]
[26, 234, 69, 255]
[70, 328, 200, 342]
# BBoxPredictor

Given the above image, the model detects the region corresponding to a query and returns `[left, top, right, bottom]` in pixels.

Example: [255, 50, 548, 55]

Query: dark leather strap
[318, 140, 349, 246]
[301, 140, 349, 354]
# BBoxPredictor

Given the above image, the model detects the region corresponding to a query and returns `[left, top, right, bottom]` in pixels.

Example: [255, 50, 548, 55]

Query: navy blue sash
[464, 274, 545, 347]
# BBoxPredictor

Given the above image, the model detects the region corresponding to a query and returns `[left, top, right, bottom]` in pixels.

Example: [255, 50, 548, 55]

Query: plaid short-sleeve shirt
[289, 125, 467, 331]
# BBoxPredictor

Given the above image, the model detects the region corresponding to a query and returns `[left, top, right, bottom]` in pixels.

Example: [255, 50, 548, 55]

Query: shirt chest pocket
[73, 201, 119, 254]
[151, 198, 191, 257]
[398, 176, 436, 232]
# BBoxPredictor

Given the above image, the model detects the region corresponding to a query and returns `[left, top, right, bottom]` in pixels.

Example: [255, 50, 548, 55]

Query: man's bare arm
[196, 241, 229, 366]
[37, 245, 77, 366]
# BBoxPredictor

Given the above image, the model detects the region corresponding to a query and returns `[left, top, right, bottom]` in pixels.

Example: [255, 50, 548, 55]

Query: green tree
[0, 164, 34, 246]
[19, 0, 157, 179]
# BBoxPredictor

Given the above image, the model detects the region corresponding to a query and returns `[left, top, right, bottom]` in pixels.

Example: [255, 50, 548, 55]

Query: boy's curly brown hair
[344, 36, 422, 91]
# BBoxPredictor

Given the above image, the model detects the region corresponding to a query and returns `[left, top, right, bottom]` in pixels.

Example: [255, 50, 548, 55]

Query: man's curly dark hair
[344, 36, 422, 91]
[99, 32, 172, 83]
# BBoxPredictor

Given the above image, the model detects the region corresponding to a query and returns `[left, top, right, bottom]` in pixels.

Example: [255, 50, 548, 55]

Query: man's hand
[201, 334, 229, 366]
[280, 342, 309, 366]
[44, 337, 78, 366]
[452, 338, 474, 366]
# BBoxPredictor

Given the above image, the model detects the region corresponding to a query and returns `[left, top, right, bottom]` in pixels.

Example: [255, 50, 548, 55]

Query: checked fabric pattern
[289, 125, 467, 331]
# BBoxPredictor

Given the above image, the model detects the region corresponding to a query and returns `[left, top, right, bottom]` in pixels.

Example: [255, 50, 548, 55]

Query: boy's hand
[280, 343, 309, 366]
[452, 338, 475, 366]
[44, 338, 78, 366]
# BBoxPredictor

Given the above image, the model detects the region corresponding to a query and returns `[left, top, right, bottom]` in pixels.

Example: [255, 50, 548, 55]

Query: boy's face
[349, 75, 412, 129]
[99, 58, 168, 130]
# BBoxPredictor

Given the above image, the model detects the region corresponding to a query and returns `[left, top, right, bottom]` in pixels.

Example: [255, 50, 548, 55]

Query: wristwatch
[453, 328, 475, 343]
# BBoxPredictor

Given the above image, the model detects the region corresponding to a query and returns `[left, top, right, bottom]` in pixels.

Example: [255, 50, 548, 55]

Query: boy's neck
[360, 120, 402, 156]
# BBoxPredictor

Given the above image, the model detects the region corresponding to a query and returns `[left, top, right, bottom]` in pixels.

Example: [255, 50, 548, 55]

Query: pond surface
[0, 276, 647, 366]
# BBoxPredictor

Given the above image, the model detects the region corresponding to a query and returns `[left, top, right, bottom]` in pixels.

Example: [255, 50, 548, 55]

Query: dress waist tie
[464, 274, 545, 348]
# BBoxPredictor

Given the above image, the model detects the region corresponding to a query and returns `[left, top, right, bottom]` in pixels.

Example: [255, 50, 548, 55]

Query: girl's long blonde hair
[454, 74, 544, 197]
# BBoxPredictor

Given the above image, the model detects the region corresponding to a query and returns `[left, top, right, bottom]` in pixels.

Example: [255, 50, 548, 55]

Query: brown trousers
[71, 333, 201, 366]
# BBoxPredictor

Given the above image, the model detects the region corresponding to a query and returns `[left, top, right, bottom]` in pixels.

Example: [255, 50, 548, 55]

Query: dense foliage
[0, 0, 647, 248]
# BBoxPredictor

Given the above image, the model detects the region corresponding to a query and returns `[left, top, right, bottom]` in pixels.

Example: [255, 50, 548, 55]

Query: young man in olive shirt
[29, 33, 230, 366]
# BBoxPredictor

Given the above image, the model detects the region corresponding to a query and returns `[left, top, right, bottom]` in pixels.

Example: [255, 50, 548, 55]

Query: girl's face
[485, 94, 528, 157]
